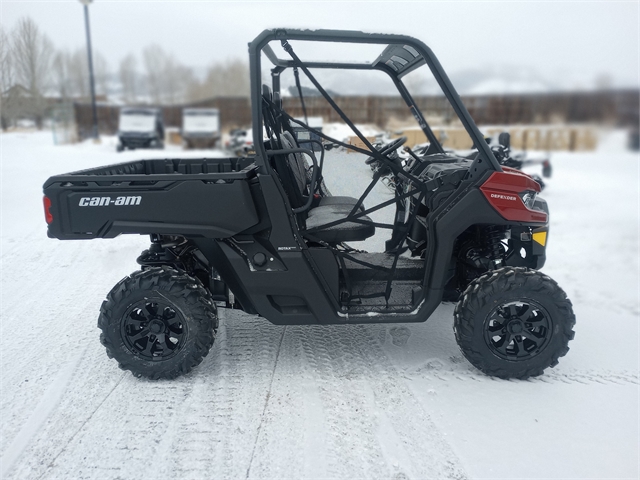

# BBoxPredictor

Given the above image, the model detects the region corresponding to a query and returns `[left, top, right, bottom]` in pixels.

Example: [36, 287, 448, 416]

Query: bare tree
[11, 17, 54, 128]
[142, 44, 165, 104]
[0, 27, 16, 129]
[164, 56, 193, 105]
[0, 28, 12, 89]
[51, 50, 71, 100]
[189, 58, 250, 101]
[142, 44, 192, 105]
[222, 59, 250, 96]
[67, 48, 88, 99]
[94, 51, 109, 98]
[119, 53, 138, 104]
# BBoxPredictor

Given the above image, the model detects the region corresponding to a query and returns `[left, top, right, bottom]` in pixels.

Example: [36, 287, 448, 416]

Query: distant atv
[225, 128, 253, 156]
[43, 29, 575, 381]
[116, 107, 165, 152]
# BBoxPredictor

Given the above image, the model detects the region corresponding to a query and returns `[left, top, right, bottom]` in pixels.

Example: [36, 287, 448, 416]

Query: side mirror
[498, 132, 511, 150]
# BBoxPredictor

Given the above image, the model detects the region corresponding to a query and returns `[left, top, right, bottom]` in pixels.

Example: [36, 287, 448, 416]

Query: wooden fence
[74, 89, 638, 140]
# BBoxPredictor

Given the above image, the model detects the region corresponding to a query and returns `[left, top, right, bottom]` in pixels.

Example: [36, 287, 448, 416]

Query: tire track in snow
[245, 325, 286, 479]
[36, 378, 197, 480]
[49, 312, 283, 480]
[244, 324, 333, 479]
[407, 357, 639, 385]
[158, 313, 285, 480]
[290, 324, 468, 480]
[5, 349, 129, 480]
[159, 315, 280, 478]
[0, 349, 85, 479]
[4, 311, 285, 480]
[33, 371, 126, 480]
[0, 236, 142, 447]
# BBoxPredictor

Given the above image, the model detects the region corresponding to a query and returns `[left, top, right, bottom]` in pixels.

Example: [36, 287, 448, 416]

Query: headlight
[520, 191, 537, 209]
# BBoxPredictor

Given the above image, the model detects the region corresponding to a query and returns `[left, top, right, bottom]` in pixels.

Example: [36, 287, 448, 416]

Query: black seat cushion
[305, 204, 375, 243]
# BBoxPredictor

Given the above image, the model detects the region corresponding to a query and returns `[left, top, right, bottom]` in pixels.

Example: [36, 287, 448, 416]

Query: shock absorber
[484, 226, 506, 268]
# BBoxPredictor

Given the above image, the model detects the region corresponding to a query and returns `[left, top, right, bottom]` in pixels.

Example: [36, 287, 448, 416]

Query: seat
[305, 204, 375, 243]
[262, 86, 375, 244]
[280, 131, 362, 210]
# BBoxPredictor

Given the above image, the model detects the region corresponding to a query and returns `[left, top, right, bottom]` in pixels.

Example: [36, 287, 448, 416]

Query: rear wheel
[98, 267, 217, 379]
[454, 267, 575, 379]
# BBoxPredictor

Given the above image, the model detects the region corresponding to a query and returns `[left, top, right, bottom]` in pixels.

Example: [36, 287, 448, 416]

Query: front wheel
[454, 267, 575, 379]
[98, 267, 217, 379]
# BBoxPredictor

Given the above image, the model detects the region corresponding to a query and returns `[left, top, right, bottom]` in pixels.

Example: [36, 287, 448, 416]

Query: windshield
[119, 112, 156, 133]
[183, 111, 220, 133]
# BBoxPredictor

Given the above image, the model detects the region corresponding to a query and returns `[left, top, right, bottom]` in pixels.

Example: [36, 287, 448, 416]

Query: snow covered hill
[0, 131, 638, 479]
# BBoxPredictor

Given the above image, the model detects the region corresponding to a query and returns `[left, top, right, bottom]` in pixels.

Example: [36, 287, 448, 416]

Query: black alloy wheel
[483, 300, 551, 360]
[122, 300, 187, 360]
[99, 267, 217, 380]
[454, 267, 575, 379]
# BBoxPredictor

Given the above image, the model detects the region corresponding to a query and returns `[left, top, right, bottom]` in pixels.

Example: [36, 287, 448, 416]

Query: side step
[343, 280, 423, 312]
[342, 252, 425, 282]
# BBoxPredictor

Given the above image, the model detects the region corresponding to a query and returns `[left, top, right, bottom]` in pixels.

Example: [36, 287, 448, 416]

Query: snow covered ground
[0, 130, 638, 479]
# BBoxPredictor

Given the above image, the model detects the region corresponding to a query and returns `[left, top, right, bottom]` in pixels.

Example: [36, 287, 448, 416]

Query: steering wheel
[364, 136, 407, 166]
[490, 144, 508, 162]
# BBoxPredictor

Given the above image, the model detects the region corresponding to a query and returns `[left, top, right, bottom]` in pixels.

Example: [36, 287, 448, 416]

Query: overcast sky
[1, 0, 638, 89]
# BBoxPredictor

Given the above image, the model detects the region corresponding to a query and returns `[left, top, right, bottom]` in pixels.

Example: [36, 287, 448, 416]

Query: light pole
[80, 0, 99, 140]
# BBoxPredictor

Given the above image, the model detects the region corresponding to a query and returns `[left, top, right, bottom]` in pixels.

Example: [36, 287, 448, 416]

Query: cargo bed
[43, 157, 261, 240]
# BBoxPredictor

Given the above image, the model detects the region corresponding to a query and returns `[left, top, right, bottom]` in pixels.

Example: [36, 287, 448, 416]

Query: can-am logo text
[490, 193, 517, 202]
[79, 196, 142, 207]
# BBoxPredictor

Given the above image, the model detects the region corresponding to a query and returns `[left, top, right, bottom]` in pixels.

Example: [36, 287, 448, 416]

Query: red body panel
[480, 169, 547, 223]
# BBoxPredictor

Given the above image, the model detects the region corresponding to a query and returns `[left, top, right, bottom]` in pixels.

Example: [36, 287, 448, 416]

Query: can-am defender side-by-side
[43, 29, 575, 380]
[116, 107, 165, 152]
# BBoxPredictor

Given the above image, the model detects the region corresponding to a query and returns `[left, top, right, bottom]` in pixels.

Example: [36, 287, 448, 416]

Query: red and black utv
[43, 29, 575, 380]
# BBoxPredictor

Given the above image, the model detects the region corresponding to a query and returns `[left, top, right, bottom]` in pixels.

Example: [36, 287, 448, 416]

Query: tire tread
[98, 266, 217, 380]
[453, 267, 575, 380]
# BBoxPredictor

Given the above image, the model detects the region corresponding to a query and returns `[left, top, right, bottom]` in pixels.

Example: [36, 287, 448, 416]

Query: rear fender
[479, 169, 547, 223]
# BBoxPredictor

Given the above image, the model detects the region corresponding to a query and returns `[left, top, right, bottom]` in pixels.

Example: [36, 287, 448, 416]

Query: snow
[321, 122, 383, 146]
[1, 130, 638, 479]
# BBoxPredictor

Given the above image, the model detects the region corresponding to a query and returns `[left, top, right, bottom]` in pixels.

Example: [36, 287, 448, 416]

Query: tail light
[43, 196, 53, 224]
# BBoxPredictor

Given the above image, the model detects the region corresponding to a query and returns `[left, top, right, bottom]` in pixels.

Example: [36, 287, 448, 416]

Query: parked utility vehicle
[43, 29, 575, 380]
[182, 108, 220, 149]
[116, 107, 164, 152]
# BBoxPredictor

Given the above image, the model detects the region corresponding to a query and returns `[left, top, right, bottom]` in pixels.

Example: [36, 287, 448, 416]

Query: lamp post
[80, 0, 99, 140]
